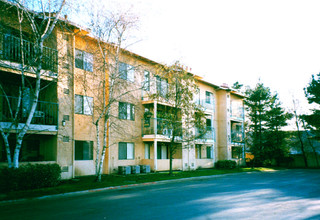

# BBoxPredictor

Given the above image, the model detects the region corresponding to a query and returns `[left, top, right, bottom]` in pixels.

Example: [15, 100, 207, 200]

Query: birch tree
[0, 0, 66, 168]
[74, 2, 141, 181]
[150, 62, 207, 175]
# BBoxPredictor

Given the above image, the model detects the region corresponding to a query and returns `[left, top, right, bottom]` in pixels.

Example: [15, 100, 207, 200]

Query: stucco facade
[0, 1, 245, 179]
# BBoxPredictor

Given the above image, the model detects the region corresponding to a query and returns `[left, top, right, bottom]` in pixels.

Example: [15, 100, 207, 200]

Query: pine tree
[245, 83, 291, 165]
[304, 73, 320, 130]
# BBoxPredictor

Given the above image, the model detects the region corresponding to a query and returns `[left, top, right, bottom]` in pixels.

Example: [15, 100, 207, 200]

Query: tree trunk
[95, 122, 101, 175]
[96, 116, 109, 182]
[295, 114, 308, 168]
[0, 132, 12, 168]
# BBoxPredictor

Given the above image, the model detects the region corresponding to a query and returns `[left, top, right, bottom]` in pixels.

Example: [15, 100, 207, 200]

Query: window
[156, 76, 168, 98]
[75, 95, 93, 115]
[0, 136, 55, 162]
[196, 144, 201, 159]
[145, 143, 150, 159]
[75, 141, 93, 160]
[119, 102, 135, 120]
[75, 49, 93, 72]
[205, 91, 213, 104]
[143, 71, 150, 91]
[232, 146, 242, 159]
[119, 142, 134, 160]
[194, 88, 200, 104]
[119, 62, 135, 82]
[206, 146, 213, 159]
[157, 144, 168, 159]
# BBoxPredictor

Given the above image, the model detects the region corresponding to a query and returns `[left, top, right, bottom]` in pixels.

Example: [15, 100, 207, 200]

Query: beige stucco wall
[196, 159, 214, 168]
[72, 33, 107, 176]
[108, 53, 154, 173]
[196, 81, 218, 166]
[56, 30, 75, 179]
[216, 90, 229, 161]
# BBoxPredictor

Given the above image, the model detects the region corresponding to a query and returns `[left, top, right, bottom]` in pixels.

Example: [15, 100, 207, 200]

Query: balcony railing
[231, 107, 244, 120]
[142, 118, 182, 137]
[231, 131, 243, 143]
[0, 95, 58, 126]
[195, 126, 215, 140]
[1, 34, 58, 73]
[194, 99, 215, 111]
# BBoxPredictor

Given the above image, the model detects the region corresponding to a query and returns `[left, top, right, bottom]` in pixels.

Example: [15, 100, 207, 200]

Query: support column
[154, 140, 157, 171]
[154, 101, 157, 171]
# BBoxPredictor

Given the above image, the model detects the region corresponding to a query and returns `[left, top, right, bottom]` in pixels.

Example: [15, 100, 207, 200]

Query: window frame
[118, 102, 135, 120]
[145, 143, 150, 159]
[156, 76, 168, 98]
[119, 142, 135, 160]
[232, 146, 242, 159]
[119, 62, 135, 82]
[206, 146, 213, 159]
[75, 140, 93, 160]
[75, 94, 93, 115]
[157, 144, 168, 159]
[205, 91, 213, 104]
[143, 70, 150, 91]
[75, 49, 93, 72]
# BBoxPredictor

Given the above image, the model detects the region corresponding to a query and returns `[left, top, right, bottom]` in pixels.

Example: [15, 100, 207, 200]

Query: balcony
[195, 126, 215, 141]
[0, 95, 58, 131]
[1, 34, 58, 73]
[231, 131, 243, 143]
[142, 118, 182, 139]
[230, 106, 244, 121]
[194, 99, 215, 112]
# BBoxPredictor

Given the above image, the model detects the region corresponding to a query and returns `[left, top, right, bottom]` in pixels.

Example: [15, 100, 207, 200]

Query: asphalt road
[1, 169, 320, 220]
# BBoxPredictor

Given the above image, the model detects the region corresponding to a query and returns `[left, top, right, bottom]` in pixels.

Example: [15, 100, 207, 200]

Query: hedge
[214, 160, 237, 169]
[0, 163, 61, 192]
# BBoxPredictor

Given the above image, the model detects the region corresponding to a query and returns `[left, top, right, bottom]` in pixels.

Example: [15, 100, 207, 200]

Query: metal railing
[142, 118, 182, 137]
[194, 99, 215, 111]
[231, 131, 243, 143]
[230, 107, 244, 120]
[1, 34, 58, 72]
[0, 95, 58, 126]
[195, 126, 215, 140]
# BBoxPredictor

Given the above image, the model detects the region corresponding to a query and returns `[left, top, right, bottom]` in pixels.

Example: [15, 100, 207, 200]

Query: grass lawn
[0, 167, 278, 201]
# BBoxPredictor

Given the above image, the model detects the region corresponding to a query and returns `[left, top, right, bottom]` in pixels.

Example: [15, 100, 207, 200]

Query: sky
[92, 0, 320, 116]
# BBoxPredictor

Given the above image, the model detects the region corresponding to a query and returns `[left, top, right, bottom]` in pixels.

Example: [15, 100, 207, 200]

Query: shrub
[215, 160, 237, 169]
[0, 163, 61, 192]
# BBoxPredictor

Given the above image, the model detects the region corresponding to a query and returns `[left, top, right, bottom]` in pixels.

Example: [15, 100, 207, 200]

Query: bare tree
[0, 0, 66, 168]
[150, 62, 207, 175]
[292, 98, 308, 167]
[74, 3, 142, 181]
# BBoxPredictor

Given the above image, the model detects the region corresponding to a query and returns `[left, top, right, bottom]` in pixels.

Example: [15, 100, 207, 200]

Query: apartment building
[0, 1, 245, 179]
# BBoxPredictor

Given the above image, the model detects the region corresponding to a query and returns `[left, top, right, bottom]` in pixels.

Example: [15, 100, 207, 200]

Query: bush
[0, 163, 61, 192]
[215, 160, 237, 169]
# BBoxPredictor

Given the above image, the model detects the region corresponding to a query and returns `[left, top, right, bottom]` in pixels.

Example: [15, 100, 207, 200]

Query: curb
[0, 171, 253, 204]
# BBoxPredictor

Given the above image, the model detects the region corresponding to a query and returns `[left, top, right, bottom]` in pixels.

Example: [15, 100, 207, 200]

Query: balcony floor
[0, 122, 58, 134]
[142, 134, 182, 142]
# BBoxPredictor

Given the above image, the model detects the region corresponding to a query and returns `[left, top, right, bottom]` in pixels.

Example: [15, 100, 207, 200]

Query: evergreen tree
[304, 73, 320, 130]
[264, 95, 292, 165]
[245, 83, 291, 165]
[245, 83, 271, 164]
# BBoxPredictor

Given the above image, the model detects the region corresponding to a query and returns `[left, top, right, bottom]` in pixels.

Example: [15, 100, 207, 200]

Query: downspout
[71, 32, 75, 179]
[154, 101, 157, 170]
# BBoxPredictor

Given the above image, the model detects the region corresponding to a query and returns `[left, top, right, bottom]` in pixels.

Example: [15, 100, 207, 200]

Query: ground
[0, 169, 320, 219]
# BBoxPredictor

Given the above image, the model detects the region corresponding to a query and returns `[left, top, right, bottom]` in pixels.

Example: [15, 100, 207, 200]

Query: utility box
[131, 165, 140, 174]
[118, 166, 131, 175]
[140, 165, 150, 173]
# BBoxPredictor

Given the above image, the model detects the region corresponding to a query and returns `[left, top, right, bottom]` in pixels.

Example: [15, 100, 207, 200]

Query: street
[1, 169, 320, 220]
